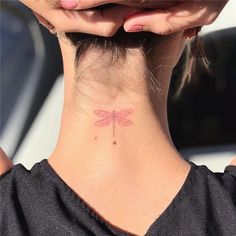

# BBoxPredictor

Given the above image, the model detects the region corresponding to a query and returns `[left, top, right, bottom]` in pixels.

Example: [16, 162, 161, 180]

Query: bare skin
[47, 31, 235, 235]
[231, 158, 236, 165]
[47, 32, 191, 235]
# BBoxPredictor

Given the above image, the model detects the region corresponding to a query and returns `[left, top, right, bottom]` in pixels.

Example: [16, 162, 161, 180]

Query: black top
[0, 159, 236, 236]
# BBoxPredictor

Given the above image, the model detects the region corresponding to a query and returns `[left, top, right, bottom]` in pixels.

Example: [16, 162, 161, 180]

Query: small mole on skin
[94, 137, 98, 140]
[113, 141, 117, 145]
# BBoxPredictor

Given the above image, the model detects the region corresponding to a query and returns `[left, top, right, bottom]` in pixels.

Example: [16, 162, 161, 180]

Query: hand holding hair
[61, 0, 228, 37]
[123, 1, 228, 36]
[19, 0, 140, 37]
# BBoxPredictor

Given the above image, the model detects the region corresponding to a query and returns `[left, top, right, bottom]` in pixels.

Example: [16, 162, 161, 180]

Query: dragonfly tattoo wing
[117, 109, 134, 117]
[95, 117, 112, 126]
[94, 109, 134, 141]
[116, 116, 133, 126]
[94, 110, 113, 118]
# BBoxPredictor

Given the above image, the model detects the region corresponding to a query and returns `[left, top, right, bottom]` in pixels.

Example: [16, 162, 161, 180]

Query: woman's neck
[48, 39, 189, 183]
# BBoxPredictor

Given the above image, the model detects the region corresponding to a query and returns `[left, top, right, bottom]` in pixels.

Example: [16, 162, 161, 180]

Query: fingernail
[126, 25, 143, 32]
[61, 0, 77, 9]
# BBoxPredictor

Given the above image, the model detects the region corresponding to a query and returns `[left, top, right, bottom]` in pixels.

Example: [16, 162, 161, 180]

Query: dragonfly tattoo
[94, 109, 134, 141]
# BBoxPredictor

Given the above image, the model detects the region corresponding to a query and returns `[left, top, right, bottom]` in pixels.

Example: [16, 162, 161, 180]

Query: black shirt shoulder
[2, 161, 235, 201]
[0, 162, 56, 236]
[1, 160, 236, 236]
[0, 162, 46, 206]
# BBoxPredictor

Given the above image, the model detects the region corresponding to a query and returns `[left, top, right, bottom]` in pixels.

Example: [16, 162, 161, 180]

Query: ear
[0, 148, 13, 175]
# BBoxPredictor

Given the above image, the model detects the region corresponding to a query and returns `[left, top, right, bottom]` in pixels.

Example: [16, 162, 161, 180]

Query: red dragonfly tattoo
[94, 109, 134, 137]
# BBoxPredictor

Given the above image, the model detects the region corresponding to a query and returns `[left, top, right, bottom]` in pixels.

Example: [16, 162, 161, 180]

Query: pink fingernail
[126, 25, 143, 32]
[61, 0, 77, 9]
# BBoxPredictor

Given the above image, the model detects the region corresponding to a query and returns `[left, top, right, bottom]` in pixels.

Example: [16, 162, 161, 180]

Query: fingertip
[61, 0, 78, 9]
[124, 25, 144, 33]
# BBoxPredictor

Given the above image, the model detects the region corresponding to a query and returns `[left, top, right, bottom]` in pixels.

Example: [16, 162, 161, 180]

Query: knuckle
[101, 24, 118, 37]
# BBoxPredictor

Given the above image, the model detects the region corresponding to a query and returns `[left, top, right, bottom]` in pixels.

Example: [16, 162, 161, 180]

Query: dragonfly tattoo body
[94, 109, 134, 143]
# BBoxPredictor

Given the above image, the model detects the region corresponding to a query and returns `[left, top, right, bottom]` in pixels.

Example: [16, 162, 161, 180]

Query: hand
[0, 147, 13, 175]
[230, 156, 236, 166]
[123, 1, 229, 35]
[61, 0, 228, 35]
[19, 0, 140, 36]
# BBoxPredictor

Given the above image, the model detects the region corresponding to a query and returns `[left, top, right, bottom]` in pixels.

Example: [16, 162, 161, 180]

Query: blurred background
[1, 1, 236, 171]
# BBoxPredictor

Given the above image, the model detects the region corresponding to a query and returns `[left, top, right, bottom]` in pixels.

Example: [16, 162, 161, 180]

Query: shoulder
[0, 161, 30, 225]
[193, 161, 236, 189]
[184, 161, 236, 212]
[0, 160, 46, 219]
[181, 162, 236, 232]
[0, 160, 50, 233]
[0, 159, 50, 204]
[0, 148, 13, 176]
[0, 161, 31, 200]
[0, 158, 43, 192]
[189, 162, 236, 208]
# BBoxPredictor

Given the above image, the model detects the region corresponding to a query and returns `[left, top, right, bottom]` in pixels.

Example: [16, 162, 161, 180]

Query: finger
[61, 0, 113, 10]
[49, 6, 141, 36]
[60, 0, 178, 10]
[123, 1, 227, 35]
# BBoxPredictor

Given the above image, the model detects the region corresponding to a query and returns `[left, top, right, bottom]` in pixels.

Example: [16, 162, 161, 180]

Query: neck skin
[48, 35, 191, 189]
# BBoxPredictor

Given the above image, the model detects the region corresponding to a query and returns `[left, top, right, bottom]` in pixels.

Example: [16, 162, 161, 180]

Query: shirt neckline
[40, 159, 198, 236]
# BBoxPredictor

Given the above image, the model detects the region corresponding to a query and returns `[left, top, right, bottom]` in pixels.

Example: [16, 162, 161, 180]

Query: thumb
[123, 2, 207, 35]
[124, 9, 187, 35]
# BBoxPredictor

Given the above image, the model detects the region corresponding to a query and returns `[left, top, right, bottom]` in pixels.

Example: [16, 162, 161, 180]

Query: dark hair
[66, 29, 177, 100]
[66, 29, 167, 64]
[65, 16, 206, 98]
